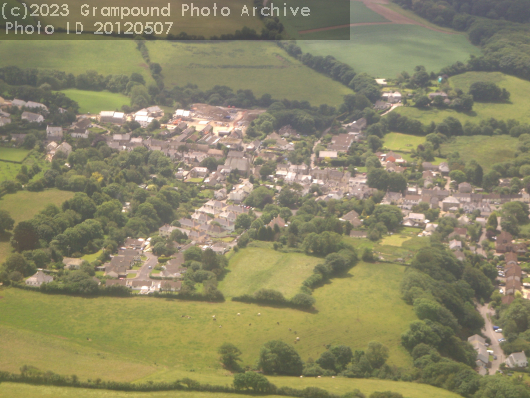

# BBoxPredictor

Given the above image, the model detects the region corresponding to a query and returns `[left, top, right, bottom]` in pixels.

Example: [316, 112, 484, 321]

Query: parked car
[493, 326, 500, 330]
[495, 328, 503, 333]
[499, 338, 506, 342]
[494, 355, 498, 360]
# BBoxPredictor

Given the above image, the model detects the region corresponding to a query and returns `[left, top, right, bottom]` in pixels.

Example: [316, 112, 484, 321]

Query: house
[11, 98, 27, 107]
[99, 111, 125, 125]
[422, 162, 439, 172]
[268, 216, 286, 229]
[215, 188, 227, 200]
[458, 182, 472, 193]
[159, 224, 177, 238]
[21, 111, 44, 123]
[160, 281, 182, 292]
[207, 148, 224, 159]
[350, 230, 367, 238]
[408, 213, 426, 223]
[340, 210, 360, 224]
[46, 125, 63, 139]
[62, 257, 84, 270]
[449, 239, 462, 250]
[428, 92, 448, 100]
[468, 334, 489, 373]
[496, 231, 513, 253]
[506, 352, 528, 368]
[46, 141, 58, 153]
[0, 116, 11, 126]
[106, 279, 127, 287]
[318, 151, 338, 159]
[189, 167, 209, 178]
[25, 270, 53, 287]
[124, 238, 147, 250]
[224, 156, 251, 177]
[442, 196, 461, 211]
[25, 101, 48, 111]
[55, 142, 72, 157]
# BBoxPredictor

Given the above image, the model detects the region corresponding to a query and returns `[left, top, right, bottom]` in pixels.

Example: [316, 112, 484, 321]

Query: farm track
[298, 0, 457, 35]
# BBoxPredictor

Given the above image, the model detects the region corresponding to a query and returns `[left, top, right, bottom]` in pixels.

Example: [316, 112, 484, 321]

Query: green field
[147, 41, 353, 106]
[0, 147, 30, 162]
[396, 72, 530, 124]
[0, 189, 75, 263]
[440, 135, 519, 172]
[0, 256, 416, 381]
[383, 132, 425, 152]
[0, 150, 50, 184]
[0, 379, 461, 398]
[59, 89, 130, 114]
[0, 40, 153, 83]
[218, 245, 321, 297]
[297, 24, 481, 78]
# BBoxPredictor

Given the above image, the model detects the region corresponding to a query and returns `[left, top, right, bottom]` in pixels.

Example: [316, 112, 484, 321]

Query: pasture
[0, 39, 153, 84]
[297, 24, 481, 78]
[0, 150, 49, 183]
[0, 258, 415, 381]
[218, 244, 320, 297]
[146, 41, 353, 106]
[383, 132, 425, 152]
[396, 72, 530, 124]
[440, 135, 519, 172]
[0, 147, 30, 162]
[60, 89, 130, 114]
[0, 380, 462, 398]
[23, 0, 263, 38]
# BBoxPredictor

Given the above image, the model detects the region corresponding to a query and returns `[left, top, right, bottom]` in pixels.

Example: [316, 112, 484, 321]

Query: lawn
[0, 380, 462, 398]
[297, 24, 481, 78]
[0, 258, 415, 381]
[218, 244, 321, 298]
[383, 132, 425, 152]
[127, 273, 137, 279]
[82, 250, 103, 263]
[0, 39, 153, 84]
[440, 135, 519, 172]
[147, 41, 353, 106]
[59, 89, 130, 114]
[0, 147, 30, 162]
[396, 72, 530, 124]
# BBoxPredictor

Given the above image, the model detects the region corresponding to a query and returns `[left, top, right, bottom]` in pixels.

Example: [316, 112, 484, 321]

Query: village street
[477, 303, 504, 375]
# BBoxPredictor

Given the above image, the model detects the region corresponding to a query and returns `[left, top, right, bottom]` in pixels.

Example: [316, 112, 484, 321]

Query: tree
[369, 393, 403, 398]
[218, 343, 242, 371]
[233, 372, 272, 393]
[449, 170, 466, 184]
[365, 341, 389, 369]
[2, 253, 35, 277]
[316, 350, 336, 371]
[257, 340, 303, 375]
[11, 221, 39, 251]
[200, 157, 219, 172]
[184, 246, 202, 262]
[487, 213, 498, 230]
[0, 210, 15, 233]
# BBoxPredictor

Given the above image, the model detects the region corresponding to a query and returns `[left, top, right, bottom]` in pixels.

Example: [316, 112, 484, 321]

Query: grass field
[383, 132, 425, 152]
[147, 41, 353, 106]
[218, 244, 321, 298]
[0, 39, 153, 83]
[396, 72, 530, 124]
[439, 135, 519, 172]
[0, 147, 30, 162]
[59, 89, 130, 114]
[0, 256, 416, 380]
[0, 150, 50, 183]
[297, 24, 481, 78]
[0, 189, 75, 263]
[0, 380, 462, 398]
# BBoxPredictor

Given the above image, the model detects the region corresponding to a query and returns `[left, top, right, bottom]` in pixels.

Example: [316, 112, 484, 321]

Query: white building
[506, 352, 528, 368]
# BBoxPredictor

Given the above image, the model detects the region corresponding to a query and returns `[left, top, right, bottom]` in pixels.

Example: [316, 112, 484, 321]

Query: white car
[495, 328, 503, 333]
[500, 289, 504, 294]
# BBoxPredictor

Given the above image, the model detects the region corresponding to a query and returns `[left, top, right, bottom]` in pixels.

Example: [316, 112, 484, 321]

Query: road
[310, 139, 321, 168]
[477, 303, 504, 375]
[135, 252, 158, 281]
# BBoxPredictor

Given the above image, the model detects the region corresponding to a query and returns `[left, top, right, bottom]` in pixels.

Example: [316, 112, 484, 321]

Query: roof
[26, 270, 53, 284]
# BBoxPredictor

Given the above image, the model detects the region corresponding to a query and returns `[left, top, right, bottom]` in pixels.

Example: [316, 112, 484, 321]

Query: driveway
[477, 303, 505, 374]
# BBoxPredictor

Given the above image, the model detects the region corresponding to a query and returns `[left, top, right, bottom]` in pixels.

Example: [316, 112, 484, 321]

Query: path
[477, 303, 504, 375]
[135, 252, 158, 281]
[298, 0, 457, 35]
[381, 103, 402, 116]
[310, 139, 321, 168]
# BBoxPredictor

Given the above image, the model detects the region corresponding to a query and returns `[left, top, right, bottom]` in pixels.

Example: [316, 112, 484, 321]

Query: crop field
[297, 24, 481, 78]
[440, 135, 519, 172]
[23, 0, 262, 38]
[59, 89, 130, 114]
[0, 147, 30, 162]
[397, 72, 530, 124]
[218, 244, 321, 297]
[0, 380, 461, 398]
[146, 41, 353, 106]
[383, 132, 425, 152]
[0, 255, 416, 381]
[0, 39, 152, 83]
